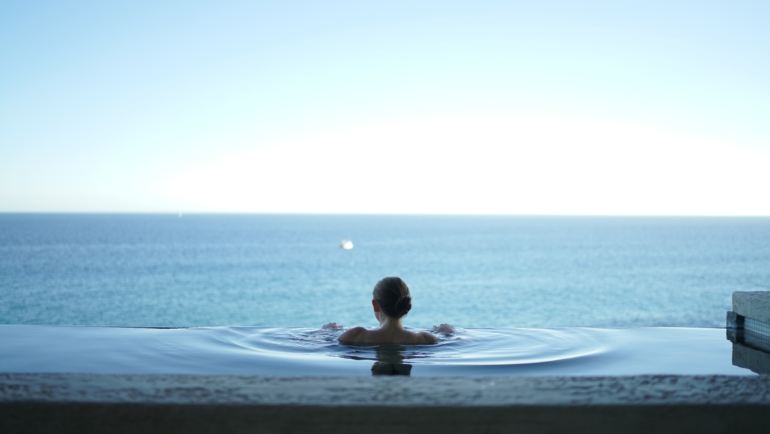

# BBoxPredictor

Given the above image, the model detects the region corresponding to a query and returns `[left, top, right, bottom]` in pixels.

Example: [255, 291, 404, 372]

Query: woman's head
[373, 277, 412, 319]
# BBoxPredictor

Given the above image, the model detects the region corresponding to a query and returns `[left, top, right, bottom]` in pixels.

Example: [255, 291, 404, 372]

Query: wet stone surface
[2, 374, 770, 406]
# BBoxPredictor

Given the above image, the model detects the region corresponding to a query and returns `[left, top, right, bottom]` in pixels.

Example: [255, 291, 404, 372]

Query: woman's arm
[419, 331, 439, 344]
[338, 326, 365, 343]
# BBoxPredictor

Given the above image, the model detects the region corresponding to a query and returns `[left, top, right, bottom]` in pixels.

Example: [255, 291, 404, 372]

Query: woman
[323, 276, 454, 344]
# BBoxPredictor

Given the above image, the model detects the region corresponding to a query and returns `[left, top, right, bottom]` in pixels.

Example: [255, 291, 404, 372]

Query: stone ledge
[2, 373, 770, 406]
[733, 291, 770, 324]
[2, 374, 770, 433]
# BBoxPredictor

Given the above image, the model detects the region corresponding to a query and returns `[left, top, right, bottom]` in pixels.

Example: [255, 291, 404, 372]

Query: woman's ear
[372, 300, 380, 312]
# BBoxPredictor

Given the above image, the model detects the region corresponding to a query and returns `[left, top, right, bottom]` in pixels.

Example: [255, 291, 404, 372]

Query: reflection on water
[0, 325, 753, 377]
[732, 343, 770, 375]
[335, 345, 416, 375]
[369, 347, 413, 376]
[726, 312, 770, 375]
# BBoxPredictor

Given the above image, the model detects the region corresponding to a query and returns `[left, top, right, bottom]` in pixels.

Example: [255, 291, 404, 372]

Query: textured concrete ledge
[733, 291, 770, 324]
[2, 374, 770, 433]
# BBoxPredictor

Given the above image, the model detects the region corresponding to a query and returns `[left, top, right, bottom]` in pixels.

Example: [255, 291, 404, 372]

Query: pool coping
[2, 373, 770, 433]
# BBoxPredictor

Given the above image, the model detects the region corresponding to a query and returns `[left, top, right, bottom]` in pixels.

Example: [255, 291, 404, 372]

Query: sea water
[2, 214, 769, 328]
[1, 214, 768, 376]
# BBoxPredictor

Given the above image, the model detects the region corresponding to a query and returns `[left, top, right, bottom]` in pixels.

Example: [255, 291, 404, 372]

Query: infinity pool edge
[2, 374, 770, 433]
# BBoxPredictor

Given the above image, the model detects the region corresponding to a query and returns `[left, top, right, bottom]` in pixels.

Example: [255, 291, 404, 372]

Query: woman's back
[338, 326, 437, 345]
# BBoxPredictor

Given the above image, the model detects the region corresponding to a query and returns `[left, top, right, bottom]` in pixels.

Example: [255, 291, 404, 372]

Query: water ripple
[224, 327, 606, 367]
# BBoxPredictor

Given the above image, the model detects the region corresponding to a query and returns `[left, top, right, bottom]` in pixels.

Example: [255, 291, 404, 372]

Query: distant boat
[340, 240, 354, 250]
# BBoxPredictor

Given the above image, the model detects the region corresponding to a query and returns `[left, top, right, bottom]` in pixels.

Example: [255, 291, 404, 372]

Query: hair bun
[394, 295, 412, 317]
[373, 277, 412, 319]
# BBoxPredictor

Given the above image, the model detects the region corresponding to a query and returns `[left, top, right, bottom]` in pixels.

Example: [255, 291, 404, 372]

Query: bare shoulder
[338, 326, 367, 343]
[418, 331, 438, 344]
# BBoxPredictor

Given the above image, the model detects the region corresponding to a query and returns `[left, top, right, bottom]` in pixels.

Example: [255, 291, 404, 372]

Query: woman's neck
[378, 315, 404, 331]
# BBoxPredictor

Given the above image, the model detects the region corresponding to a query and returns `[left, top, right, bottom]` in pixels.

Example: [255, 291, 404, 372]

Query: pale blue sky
[1, 1, 769, 214]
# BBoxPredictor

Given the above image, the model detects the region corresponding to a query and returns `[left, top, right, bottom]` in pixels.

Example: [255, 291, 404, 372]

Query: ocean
[2, 214, 768, 329]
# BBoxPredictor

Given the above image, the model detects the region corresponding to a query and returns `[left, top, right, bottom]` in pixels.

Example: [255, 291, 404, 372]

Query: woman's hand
[432, 323, 455, 334]
[322, 322, 343, 330]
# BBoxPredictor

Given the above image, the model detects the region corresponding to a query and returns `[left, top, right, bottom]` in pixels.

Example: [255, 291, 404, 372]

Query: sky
[1, 1, 769, 215]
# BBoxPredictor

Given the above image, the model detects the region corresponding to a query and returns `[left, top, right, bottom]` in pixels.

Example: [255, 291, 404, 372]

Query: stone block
[733, 291, 770, 324]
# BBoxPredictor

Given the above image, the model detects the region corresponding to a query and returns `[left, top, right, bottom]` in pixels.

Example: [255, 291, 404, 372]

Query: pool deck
[2, 373, 770, 433]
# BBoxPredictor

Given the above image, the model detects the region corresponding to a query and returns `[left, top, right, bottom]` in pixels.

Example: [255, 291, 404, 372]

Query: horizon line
[1, 211, 769, 218]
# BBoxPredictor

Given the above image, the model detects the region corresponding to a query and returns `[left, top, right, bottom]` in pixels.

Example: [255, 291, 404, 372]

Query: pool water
[0, 325, 752, 377]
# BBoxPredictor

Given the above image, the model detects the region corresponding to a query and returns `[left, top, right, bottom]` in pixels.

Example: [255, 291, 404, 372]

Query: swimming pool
[0, 325, 752, 377]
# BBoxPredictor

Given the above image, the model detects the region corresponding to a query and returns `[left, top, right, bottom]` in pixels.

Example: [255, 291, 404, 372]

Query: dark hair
[373, 277, 412, 319]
